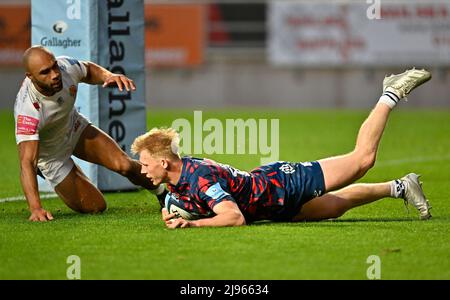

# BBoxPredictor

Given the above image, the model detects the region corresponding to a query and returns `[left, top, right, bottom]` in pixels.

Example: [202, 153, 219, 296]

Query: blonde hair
[131, 127, 180, 159]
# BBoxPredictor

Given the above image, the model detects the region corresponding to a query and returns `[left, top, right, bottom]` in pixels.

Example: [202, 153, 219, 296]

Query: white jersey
[14, 56, 88, 159]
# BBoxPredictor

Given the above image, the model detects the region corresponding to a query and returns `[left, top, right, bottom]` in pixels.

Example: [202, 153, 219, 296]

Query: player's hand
[162, 207, 178, 222]
[166, 217, 191, 229]
[161, 207, 174, 221]
[29, 208, 54, 222]
[162, 208, 190, 229]
[102, 74, 136, 92]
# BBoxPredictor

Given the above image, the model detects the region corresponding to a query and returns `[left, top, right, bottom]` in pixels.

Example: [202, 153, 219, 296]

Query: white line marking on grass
[377, 155, 450, 167]
[0, 193, 58, 203]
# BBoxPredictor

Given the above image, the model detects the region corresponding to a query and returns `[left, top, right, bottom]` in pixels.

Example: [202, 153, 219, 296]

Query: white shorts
[37, 112, 90, 188]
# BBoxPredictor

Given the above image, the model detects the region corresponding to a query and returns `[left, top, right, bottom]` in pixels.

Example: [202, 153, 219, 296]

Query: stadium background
[1, 0, 449, 109]
[1, 0, 449, 280]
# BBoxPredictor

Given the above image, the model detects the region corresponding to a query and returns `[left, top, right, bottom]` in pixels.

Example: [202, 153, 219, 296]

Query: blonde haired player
[132, 69, 432, 228]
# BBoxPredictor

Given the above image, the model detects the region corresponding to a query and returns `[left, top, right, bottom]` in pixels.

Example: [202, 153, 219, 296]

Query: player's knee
[362, 153, 376, 171]
[357, 151, 376, 175]
[329, 211, 345, 219]
[80, 199, 107, 214]
[328, 200, 349, 219]
[93, 199, 107, 213]
[93, 202, 106, 214]
[330, 207, 347, 219]
[73, 192, 107, 214]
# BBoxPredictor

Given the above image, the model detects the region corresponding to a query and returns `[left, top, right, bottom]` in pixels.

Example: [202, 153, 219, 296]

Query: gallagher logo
[53, 21, 68, 34]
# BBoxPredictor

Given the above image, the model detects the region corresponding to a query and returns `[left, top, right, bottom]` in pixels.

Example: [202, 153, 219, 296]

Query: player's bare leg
[318, 68, 431, 192]
[293, 182, 391, 221]
[297, 69, 433, 221]
[55, 164, 106, 213]
[318, 103, 391, 191]
[73, 124, 157, 190]
[293, 171, 432, 221]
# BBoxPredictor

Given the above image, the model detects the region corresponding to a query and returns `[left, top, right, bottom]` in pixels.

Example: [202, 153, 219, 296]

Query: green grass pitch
[0, 109, 449, 279]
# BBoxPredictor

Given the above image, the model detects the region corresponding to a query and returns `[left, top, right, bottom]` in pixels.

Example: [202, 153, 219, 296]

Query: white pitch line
[0, 193, 58, 203]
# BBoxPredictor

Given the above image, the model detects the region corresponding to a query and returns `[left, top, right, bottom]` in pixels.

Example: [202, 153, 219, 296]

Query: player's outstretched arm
[18, 141, 53, 222]
[163, 201, 246, 229]
[81, 61, 136, 92]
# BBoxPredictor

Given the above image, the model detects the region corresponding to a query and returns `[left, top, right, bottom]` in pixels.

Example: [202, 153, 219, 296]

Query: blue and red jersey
[166, 156, 325, 222]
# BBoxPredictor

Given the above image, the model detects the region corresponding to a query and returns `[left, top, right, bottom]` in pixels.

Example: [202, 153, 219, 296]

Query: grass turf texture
[0, 109, 449, 279]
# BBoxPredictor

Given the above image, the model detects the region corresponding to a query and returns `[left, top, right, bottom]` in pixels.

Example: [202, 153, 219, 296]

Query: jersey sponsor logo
[205, 182, 230, 200]
[16, 115, 39, 135]
[279, 163, 295, 174]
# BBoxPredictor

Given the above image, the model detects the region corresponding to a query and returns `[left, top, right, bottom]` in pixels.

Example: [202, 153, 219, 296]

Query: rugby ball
[164, 192, 197, 220]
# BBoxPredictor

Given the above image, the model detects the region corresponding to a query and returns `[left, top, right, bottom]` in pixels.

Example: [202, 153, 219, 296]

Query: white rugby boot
[401, 173, 432, 220]
[382, 68, 432, 103]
